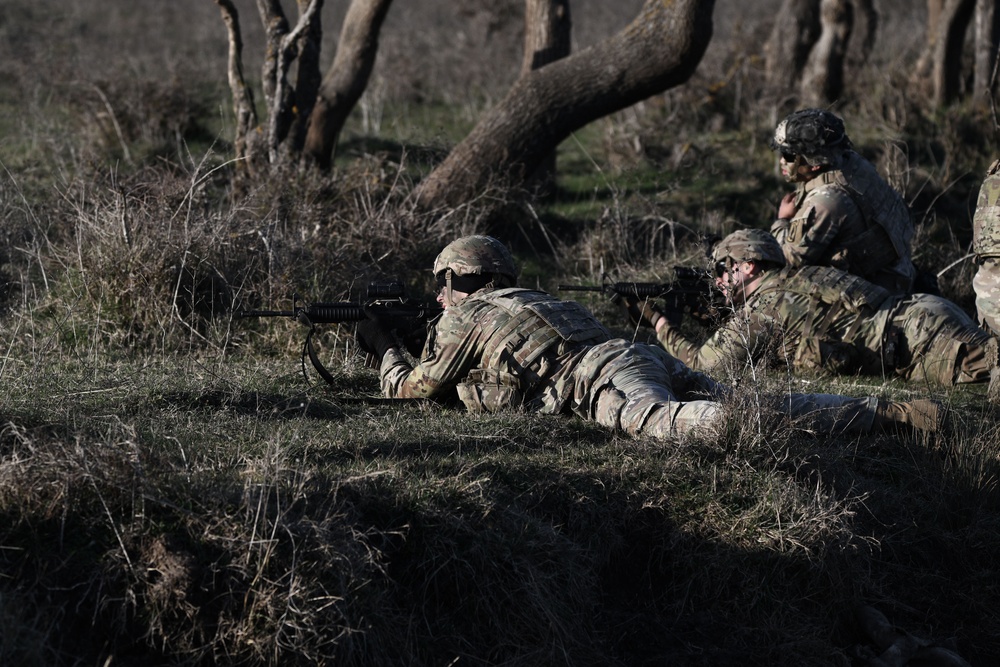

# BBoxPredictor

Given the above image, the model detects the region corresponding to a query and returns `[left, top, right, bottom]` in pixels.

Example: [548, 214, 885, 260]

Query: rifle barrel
[237, 309, 294, 318]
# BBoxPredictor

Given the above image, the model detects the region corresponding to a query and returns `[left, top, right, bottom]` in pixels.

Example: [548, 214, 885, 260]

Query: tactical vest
[755, 266, 892, 373]
[811, 151, 914, 269]
[973, 159, 1000, 259]
[455, 288, 610, 413]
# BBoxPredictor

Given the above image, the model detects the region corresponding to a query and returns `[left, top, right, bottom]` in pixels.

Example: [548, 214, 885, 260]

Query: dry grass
[2, 0, 1000, 665]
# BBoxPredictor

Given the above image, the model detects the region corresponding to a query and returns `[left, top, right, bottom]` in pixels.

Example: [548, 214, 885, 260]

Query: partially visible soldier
[770, 108, 916, 294]
[355, 235, 945, 437]
[973, 159, 1000, 336]
[643, 229, 996, 391]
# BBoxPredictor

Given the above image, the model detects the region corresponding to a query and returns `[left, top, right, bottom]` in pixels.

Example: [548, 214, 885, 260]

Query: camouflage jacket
[380, 287, 720, 415]
[771, 150, 916, 293]
[656, 265, 896, 375]
[973, 159, 1000, 260]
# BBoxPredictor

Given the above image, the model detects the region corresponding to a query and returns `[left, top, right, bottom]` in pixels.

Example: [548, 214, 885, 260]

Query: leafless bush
[66, 78, 212, 167]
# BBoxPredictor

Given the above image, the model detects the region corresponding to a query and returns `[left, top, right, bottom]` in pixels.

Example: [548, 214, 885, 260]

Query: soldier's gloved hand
[398, 320, 430, 358]
[616, 294, 665, 329]
[355, 318, 396, 359]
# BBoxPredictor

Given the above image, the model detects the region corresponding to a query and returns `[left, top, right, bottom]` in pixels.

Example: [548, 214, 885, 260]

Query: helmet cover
[433, 235, 517, 281]
[771, 108, 852, 165]
[713, 229, 787, 267]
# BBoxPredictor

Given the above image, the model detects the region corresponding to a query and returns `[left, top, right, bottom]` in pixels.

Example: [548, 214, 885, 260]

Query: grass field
[2, 0, 1000, 665]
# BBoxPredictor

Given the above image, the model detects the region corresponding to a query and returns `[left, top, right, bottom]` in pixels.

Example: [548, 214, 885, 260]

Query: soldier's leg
[781, 393, 945, 434]
[781, 394, 878, 433]
[953, 335, 998, 384]
[589, 345, 722, 438]
[973, 258, 1000, 336]
[892, 295, 994, 385]
[592, 385, 719, 437]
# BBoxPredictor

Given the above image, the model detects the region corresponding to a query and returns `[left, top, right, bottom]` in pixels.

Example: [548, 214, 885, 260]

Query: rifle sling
[303, 324, 338, 387]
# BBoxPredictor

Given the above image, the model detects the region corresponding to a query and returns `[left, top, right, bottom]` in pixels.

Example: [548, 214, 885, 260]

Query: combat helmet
[433, 235, 517, 285]
[713, 229, 786, 267]
[771, 108, 852, 166]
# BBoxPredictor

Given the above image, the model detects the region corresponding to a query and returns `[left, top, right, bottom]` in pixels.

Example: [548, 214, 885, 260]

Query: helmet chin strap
[785, 154, 814, 183]
[445, 268, 454, 305]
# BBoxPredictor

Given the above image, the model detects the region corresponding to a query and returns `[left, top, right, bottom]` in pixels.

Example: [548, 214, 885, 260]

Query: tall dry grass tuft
[9, 147, 511, 362]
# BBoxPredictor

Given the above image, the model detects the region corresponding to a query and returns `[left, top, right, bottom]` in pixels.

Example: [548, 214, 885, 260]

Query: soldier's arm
[656, 312, 774, 372]
[654, 318, 731, 371]
[379, 308, 480, 399]
[775, 188, 854, 267]
[771, 192, 799, 243]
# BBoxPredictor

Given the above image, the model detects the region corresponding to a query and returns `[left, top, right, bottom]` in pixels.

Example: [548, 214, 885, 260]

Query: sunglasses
[780, 151, 797, 163]
[714, 260, 730, 278]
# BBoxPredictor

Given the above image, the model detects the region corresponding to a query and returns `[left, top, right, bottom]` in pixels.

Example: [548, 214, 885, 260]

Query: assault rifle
[238, 282, 441, 385]
[558, 266, 725, 326]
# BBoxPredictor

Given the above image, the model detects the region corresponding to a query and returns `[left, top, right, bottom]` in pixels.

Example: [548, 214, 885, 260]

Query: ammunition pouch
[456, 368, 525, 413]
[795, 336, 861, 374]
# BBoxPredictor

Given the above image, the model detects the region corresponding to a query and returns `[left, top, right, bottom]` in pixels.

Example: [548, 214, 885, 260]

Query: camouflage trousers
[576, 341, 882, 437]
[973, 258, 1000, 337]
[882, 294, 997, 385]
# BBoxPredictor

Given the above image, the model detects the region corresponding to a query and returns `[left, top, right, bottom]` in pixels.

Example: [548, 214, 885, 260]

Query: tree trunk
[413, 0, 716, 214]
[799, 0, 853, 106]
[522, 0, 571, 73]
[849, 0, 878, 65]
[974, 0, 1000, 106]
[520, 0, 572, 198]
[303, 0, 393, 169]
[213, 0, 260, 176]
[286, 0, 324, 155]
[913, 0, 976, 106]
[763, 0, 822, 98]
[253, 0, 324, 163]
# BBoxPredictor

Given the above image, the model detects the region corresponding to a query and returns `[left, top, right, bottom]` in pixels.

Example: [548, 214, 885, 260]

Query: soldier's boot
[988, 367, 1000, 404]
[873, 399, 947, 434]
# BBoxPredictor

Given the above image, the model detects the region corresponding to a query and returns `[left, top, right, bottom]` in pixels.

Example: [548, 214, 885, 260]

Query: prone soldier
[354, 235, 945, 437]
[770, 109, 916, 294]
[641, 229, 996, 394]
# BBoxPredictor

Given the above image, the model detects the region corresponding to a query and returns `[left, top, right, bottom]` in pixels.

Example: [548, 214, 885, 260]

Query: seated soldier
[770, 109, 916, 294]
[638, 229, 996, 392]
[973, 158, 1000, 337]
[355, 235, 944, 437]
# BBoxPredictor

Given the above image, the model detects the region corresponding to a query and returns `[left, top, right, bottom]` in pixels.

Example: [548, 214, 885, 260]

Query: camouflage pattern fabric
[771, 151, 916, 294]
[378, 287, 896, 437]
[973, 260, 1000, 336]
[656, 266, 996, 386]
[973, 160, 1000, 335]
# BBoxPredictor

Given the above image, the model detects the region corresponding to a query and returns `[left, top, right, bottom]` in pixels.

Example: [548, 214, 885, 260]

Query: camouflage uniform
[657, 264, 996, 386]
[771, 110, 915, 294]
[378, 287, 910, 436]
[973, 159, 1000, 336]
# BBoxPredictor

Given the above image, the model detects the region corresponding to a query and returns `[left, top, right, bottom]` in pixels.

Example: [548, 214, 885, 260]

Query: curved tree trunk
[413, 0, 716, 213]
[763, 0, 822, 97]
[799, 0, 853, 106]
[521, 0, 572, 198]
[303, 0, 393, 169]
